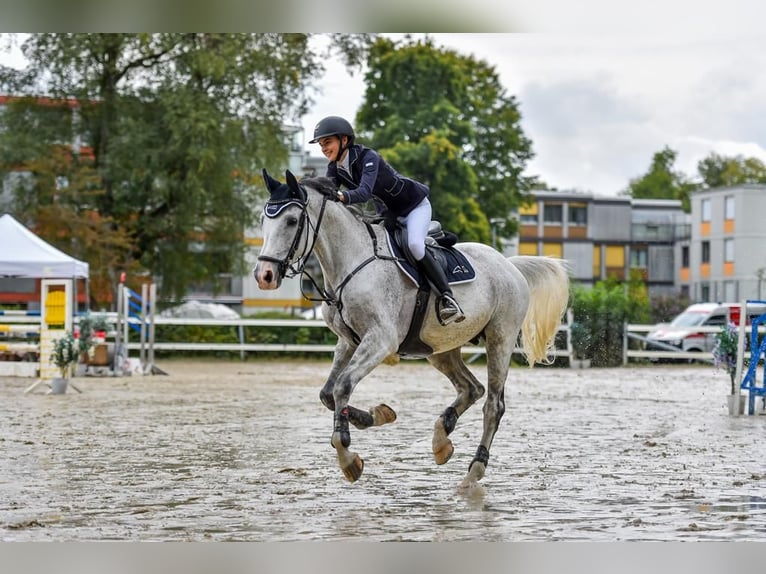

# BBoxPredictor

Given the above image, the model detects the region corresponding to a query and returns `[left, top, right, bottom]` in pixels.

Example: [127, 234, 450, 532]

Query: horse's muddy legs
[428, 350, 486, 466]
[320, 384, 397, 429]
[320, 345, 397, 482]
[330, 406, 364, 482]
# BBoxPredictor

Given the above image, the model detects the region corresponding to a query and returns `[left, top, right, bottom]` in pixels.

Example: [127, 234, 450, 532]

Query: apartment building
[687, 184, 766, 302]
[517, 190, 689, 297]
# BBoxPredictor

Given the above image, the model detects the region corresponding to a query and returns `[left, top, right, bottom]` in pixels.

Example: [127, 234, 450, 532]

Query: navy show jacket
[325, 144, 429, 216]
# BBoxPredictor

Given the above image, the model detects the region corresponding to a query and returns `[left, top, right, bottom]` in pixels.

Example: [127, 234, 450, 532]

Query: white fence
[0, 313, 573, 366]
[8, 311, 765, 370]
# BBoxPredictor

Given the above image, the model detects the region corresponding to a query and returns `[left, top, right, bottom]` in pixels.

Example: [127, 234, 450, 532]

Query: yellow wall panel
[542, 243, 563, 257]
[605, 245, 624, 267]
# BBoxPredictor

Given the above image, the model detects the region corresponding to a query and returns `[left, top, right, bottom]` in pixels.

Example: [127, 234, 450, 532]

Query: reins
[261, 184, 401, 315]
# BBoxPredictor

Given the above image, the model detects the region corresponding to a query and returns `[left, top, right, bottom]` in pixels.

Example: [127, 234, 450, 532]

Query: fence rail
[0, 313, 569, 360]
[7, 311, 764, 365]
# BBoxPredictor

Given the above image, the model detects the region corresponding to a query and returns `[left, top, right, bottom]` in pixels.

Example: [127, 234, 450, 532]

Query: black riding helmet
[308, 115, 355, 145]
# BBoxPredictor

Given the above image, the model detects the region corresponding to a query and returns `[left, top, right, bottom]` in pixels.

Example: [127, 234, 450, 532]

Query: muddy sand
[1, 359, 765, 541]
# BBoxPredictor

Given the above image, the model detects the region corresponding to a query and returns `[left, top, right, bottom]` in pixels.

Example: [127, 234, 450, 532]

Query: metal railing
[14, 310, 762, 366]
[623, 323, 766, 364]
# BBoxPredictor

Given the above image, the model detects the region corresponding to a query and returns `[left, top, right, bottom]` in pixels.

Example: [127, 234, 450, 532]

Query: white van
[646, 302, 766, 359]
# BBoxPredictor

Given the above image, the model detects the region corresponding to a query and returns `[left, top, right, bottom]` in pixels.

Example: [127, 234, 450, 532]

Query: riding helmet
[309, 116, 355, 144]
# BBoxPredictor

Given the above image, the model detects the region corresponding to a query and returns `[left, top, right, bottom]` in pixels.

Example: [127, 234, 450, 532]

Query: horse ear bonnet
[262, 168, 305, 218]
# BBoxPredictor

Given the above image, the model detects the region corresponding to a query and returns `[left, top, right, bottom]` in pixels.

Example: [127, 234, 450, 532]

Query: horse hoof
[339, 452, 364, 482]
[433, 440, 454, 465]
[371, 404, 397, 426]
[464, 460, 485, 484]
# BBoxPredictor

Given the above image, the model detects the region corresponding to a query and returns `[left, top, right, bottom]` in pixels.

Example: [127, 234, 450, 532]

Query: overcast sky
[305, 32, 766, 196]
[3, 29, 765, 197]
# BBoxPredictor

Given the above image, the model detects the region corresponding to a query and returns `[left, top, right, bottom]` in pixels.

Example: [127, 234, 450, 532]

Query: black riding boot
[419, 250, 465, 325]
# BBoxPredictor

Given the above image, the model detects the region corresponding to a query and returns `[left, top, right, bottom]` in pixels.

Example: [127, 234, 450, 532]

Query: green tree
[0, 33, 371, 306]
[623, 146, 695, 212]
[355, 36, 535, 243]
[696, 152, 766, 188]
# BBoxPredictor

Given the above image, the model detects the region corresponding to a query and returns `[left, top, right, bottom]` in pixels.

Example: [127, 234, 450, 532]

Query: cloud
[520, 76, 647, 140]
[518, 77, 659, 193]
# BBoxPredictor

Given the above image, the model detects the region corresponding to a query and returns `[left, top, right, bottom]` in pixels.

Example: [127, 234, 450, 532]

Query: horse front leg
[320, 339, 396, 430]
[327, 338, 398, 482]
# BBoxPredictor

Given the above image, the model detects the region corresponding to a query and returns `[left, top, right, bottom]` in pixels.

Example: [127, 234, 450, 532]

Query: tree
[0, 33, 371, 306]
[355, 36, 535, 242]
[623, 146, 695, 211]
[696, 152, 766, 188]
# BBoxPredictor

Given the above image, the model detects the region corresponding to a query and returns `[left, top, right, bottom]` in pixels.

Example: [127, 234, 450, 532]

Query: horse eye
[286, 215, 299, 226]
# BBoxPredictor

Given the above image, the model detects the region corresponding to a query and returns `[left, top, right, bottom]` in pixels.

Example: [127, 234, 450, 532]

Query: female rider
[309, 115, 465, 325]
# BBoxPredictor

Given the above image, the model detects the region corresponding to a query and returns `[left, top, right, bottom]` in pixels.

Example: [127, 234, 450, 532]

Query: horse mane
[300, 176, 376, 223]
[299, 176, 336, 197]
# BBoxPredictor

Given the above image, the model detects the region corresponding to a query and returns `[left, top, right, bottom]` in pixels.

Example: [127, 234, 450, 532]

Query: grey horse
[254, 170, 570, 486]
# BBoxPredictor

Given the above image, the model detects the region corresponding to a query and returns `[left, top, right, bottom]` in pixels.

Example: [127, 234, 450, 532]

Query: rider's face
[317, 135, 347, 161]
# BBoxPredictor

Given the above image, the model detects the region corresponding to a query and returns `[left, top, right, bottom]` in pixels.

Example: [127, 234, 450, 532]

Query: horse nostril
[264, 269, 273, 284]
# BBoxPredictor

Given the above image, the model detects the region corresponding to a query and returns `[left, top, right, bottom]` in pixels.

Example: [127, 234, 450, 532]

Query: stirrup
[437, 295, 465, 325]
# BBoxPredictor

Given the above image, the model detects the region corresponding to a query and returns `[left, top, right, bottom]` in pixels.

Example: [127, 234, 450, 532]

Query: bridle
[257, 185, 329, 288]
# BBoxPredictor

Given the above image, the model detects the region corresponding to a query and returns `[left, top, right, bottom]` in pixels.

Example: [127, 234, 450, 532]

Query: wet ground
[1, 358, 765, 541]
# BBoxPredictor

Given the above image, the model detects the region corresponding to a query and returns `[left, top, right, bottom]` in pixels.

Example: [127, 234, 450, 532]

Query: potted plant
[569, 321, 592, 368]
[50, 331, 77, 394]
[76, 315, 95, 364]
[76, 313, 110, 366]
[712, 322, 744, 416]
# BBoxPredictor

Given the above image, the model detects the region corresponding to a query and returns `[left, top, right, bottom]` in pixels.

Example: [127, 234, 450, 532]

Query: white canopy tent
[0, 213, 89, 279]
[0, 213, 89, 313]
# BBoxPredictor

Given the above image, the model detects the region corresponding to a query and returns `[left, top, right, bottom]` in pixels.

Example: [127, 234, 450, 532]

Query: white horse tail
[509, 256, 570, 366]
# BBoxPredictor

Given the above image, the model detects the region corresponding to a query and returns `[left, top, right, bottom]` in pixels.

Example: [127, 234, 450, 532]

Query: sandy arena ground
[1, 358, 765, 541]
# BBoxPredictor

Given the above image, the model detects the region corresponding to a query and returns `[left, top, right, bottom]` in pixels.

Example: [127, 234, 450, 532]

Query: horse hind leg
[461, 334, 512, 487]
[427, 349, 485, 465]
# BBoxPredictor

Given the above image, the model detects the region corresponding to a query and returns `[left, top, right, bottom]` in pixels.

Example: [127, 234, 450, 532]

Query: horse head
[254, 169, 311, 289]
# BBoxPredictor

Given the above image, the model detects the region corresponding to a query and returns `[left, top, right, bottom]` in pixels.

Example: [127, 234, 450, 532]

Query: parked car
[645, 302, 766, 361]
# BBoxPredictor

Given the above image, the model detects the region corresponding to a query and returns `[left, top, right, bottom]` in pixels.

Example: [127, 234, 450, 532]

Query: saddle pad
[385, 230, 476, 287]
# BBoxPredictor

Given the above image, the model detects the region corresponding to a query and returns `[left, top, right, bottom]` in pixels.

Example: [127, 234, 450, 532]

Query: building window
[543, 204, 563, 225]
[519, 202, 538, 225]
[701, 198, 711, 222]
[681, 245, 690, 267]
[700, 283, 710, 301]
[724, 238, 734, 263]
[724, 196, 735, 220]
[568, 204, 587, 226]
[701, 241, 710, 264]
[630, 248, 647, 268]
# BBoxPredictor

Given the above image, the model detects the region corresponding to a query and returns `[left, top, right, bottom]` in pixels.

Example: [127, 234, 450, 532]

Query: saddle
[384, 221, 476, 358]
[387, 221, 476, 287]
